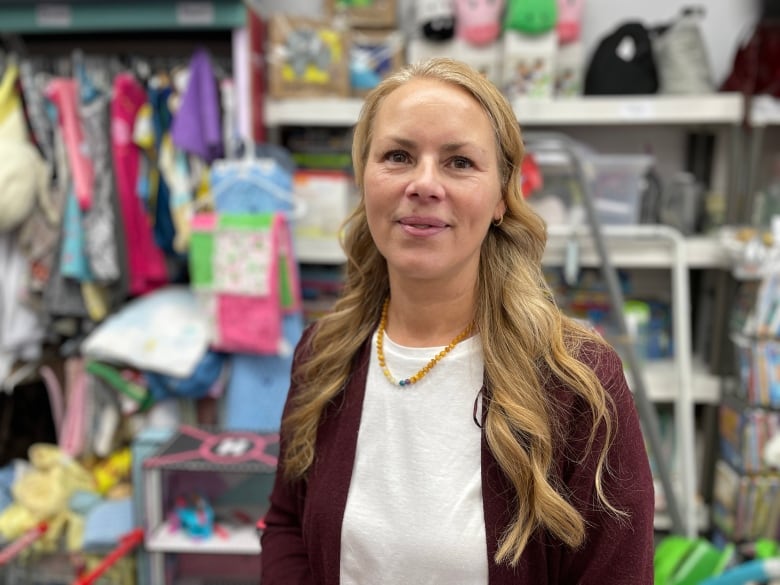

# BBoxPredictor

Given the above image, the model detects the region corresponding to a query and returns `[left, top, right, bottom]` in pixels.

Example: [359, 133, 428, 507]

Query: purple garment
[171, 48, 224, 163]
[261, 327, 656, 585]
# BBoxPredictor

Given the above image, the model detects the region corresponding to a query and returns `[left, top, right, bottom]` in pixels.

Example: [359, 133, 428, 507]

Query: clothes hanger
[1, 360, 40, 394]
[206, 154, 307, 221]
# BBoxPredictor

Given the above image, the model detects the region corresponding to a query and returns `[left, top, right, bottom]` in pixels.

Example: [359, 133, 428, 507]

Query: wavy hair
[281, 58, 620, 566]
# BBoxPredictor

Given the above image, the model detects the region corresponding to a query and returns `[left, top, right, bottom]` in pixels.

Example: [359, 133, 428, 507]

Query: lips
[398, 217, 448, 229]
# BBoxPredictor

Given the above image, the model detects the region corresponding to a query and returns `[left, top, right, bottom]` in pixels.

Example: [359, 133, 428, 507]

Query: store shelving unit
[265, 93, 743, 127]
[744, 96, 780, 221]
[0, 0, 247, 32]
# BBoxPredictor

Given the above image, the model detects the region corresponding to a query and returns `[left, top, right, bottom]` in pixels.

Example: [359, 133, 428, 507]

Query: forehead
[372, 78, 493, 138]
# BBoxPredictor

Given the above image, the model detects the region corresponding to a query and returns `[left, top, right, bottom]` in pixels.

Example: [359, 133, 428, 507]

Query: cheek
[364, 169, 399, 206]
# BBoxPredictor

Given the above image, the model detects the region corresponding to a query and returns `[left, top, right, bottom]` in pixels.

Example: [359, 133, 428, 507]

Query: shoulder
[575, 337, 626, 389]
[548, 336, 630, 412]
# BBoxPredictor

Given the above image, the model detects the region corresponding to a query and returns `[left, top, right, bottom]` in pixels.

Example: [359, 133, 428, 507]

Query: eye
[451, 156, 474, 169]
[384, 150, 410, 164]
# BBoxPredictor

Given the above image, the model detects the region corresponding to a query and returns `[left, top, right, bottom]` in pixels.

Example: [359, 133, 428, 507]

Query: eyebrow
[383, 135, 473, 153]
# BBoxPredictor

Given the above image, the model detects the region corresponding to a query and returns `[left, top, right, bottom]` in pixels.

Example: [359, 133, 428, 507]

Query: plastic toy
[416, 0, 455, 41]
[700, 539, 780, 585]
[654, 535, 780, 585]
[93, 447, 132, 496]
[700, 558, 780, 585]
[170, 494, 215, 539]
[654, 535, 734, 585]
[556, 0, 584, 44]
[504, 0, 557, 35]
[454, 0, 505, 46]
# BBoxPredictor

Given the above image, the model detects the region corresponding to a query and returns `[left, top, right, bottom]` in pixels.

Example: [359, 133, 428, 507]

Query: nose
[404, 157, 446, 199]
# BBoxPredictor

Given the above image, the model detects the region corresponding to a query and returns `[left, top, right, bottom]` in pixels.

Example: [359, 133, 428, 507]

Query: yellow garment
[158, 134, 195, 253]
[133, 101, 160, 212]
[0, 62, 29, 141]
[93, 447, 132, 495]
[0, 62, 21, 123]
[81, 282, 110, 322]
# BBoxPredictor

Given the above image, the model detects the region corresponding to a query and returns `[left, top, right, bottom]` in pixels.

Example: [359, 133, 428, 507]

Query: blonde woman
[261, 57, 654, 584]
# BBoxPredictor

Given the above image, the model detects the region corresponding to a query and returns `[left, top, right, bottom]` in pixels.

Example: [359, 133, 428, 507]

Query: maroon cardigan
[261, 330, 655, 584]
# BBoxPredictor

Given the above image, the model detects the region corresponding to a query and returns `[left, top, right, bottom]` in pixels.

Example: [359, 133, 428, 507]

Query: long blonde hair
[282, 58, 619, 565]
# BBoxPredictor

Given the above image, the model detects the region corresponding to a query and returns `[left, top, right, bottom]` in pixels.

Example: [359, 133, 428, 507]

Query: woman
[261, 57, 655, 584]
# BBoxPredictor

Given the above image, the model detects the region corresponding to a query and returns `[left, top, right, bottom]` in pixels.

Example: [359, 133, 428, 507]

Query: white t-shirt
[340, 330, 488, 585]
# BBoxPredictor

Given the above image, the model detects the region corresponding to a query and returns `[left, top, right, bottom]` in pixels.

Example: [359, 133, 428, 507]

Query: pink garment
[111, 73, 168, 296]
[59, 357, 88, 457]
[190, 212, 300, 355]
[45, 78, 95, 211]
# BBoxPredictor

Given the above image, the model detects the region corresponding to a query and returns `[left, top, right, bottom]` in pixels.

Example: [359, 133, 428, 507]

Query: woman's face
[363, 78, 505, 287]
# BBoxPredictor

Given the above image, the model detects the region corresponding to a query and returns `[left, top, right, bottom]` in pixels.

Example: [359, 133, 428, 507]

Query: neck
[383, 289, 476, 348]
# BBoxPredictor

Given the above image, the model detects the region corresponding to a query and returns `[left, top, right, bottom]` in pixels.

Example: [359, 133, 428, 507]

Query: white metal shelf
[265, 94, 744, 128]
[146, 520, 260, 555]
[634, 357, 720, 404]
[543, 228, 731, 269]
[295, 229, 731, 269]
[295, 236, 346, 265]
[513, 94, 743, 126]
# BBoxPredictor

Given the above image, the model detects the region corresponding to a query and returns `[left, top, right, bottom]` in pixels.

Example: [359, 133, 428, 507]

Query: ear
[494, 198, 507, 222]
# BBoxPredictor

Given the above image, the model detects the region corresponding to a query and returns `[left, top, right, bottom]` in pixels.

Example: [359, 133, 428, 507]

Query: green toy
[503, 0, 558, 35]
[654, 536, 735, 585]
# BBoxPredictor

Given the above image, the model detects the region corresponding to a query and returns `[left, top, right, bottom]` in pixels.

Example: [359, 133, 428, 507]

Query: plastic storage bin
[524, 137, 655, 227]
[582, 153, 655, 226]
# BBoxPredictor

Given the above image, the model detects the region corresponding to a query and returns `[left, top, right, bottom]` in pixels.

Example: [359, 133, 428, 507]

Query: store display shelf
[751, 96, 780, 127]
[544, 227, 731, 269]
[146, 520, 260, 555]
[514, 94, 743, 126]
[293, 228, 731, 269]
[634, 357, 721, 404]
[655, 502, 710, 533]
[265, 94, 744, 128]
[0, 0, 246, 33]
[295, 236, 347, 265]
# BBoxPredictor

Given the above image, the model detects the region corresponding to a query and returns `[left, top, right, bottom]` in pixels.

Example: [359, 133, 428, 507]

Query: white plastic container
[582, 153, 655, 226]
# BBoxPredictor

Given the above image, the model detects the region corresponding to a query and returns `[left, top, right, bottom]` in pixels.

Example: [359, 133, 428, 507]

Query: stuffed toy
[0, 66, 55, 233]
[0, 139, 53, 233]
[454, 0, 505, 46]
[0, 443, 96, 551]
[416, 0, 456, 42]
[504, 0, 558, 35]
[556, 0, 584, 44]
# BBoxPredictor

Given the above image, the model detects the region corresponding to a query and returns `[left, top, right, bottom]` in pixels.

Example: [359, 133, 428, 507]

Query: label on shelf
[618, 100, 655, 120]
[176, 2, 215, 25]
[35, 3, 72, 28]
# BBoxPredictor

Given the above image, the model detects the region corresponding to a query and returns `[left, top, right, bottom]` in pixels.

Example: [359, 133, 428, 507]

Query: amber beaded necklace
[376, 297, 474, 387]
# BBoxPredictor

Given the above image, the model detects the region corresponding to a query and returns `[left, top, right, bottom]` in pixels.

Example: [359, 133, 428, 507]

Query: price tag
[618, 101, 654, 120]
[176, 2, 215, 26]
[35, 4, 72, 28]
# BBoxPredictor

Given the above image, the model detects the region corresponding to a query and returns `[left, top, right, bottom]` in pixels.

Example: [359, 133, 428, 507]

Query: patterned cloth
[189, 212, 301, 355]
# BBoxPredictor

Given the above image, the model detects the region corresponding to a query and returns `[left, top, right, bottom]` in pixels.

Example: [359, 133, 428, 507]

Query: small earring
[492, 215, 504, 227]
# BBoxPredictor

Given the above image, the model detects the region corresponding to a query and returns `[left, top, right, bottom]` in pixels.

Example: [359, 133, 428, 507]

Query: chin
[389, 259, 446, 281]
